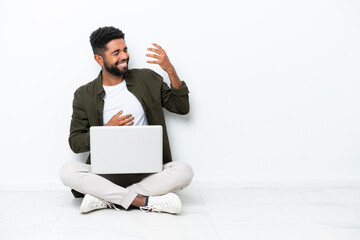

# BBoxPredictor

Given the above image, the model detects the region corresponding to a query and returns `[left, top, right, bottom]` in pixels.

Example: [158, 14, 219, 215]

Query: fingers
[118, 114, 134, 121]
[119, 116, 134, 126]
[146, 43, 173, 72]
[117, 113, 134, 125]
[146, 60, 159, 64]
[114, 110, 123, 117]
[145, 53, 160, 59]
[106, 110, 135, 126]
[152, 43, 163, 51]
[147, 48, 161, 54]
[146, 44, 164, 64]
[147, 43, 165, 56]
[117, 113, 131, 119]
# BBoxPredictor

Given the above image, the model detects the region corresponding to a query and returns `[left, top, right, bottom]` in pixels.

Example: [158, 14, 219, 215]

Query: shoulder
[126, 68, 163, 82]
[73, 77, 99, 100]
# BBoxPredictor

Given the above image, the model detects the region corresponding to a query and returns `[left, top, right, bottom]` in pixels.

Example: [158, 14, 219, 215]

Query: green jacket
[69, 68, 190, 165]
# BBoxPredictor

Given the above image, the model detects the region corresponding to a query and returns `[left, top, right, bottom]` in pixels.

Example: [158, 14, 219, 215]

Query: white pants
[59, 161, 194, 209]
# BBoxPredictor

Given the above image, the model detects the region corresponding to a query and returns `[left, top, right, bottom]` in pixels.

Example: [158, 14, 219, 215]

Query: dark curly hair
[90, 26, 125, 56]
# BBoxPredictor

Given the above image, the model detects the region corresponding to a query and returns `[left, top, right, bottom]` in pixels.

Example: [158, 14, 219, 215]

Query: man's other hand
[105, 110, 135, 126]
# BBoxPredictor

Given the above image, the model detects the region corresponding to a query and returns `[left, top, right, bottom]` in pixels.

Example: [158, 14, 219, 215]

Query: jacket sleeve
[151, 70, 189, 115]
[68, 89, 90, 153]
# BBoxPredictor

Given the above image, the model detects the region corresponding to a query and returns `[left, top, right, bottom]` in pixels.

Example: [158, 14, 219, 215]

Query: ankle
[131, 195, 147, 207]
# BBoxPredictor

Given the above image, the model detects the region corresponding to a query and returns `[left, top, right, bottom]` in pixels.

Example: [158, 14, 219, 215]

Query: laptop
[90, 125, 163, 174]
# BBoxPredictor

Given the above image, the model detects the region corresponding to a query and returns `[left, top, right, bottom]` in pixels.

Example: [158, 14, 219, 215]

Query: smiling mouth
[117, 60, 128, 68]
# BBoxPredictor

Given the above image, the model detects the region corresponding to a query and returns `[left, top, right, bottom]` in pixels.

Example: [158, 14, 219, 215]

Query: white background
[0, 0, 359, 189]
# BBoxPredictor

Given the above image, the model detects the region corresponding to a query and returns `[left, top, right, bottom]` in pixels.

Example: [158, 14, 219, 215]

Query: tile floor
[1, 186, 360, 240]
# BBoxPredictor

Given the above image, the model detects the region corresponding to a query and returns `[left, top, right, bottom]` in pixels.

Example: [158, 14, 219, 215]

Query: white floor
[1, 186, 360, 240]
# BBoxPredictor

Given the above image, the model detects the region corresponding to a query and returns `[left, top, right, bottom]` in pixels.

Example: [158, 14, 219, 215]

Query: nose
[120, 51, 128, 60]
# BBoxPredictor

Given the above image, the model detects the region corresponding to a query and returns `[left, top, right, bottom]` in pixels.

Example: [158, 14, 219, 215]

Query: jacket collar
[125, 70, 135, 86]
[95, 70, 134, 96]
[95, 71, 105, 96]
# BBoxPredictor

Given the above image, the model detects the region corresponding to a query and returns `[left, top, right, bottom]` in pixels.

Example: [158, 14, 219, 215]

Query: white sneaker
[80, 194, 119, 213]
[140, 193, 182, 214]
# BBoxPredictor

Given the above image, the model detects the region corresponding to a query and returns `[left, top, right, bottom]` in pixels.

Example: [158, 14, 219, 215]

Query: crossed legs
[59, 161, 194, 209]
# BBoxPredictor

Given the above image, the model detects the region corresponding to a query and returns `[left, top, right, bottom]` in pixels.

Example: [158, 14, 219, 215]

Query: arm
[68, 89, 136, 153]
[68, 89, 90, 153]
[146, 43, 182, 89]
[160, 80, 190, 115]
[146, 43, 190, 114]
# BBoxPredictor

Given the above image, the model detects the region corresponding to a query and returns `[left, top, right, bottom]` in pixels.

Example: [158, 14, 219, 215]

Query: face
[101, 38, 130, 76]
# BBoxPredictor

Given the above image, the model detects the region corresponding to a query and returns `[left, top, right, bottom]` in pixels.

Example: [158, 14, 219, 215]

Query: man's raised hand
[146, 43, 175, 74]
[146, 43, 182, 89]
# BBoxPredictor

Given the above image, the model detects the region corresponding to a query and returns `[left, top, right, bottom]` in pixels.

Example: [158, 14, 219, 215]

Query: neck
[101, 70, 124, 86]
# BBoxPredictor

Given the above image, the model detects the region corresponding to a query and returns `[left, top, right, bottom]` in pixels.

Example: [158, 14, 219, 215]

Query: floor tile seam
[205, 214, 360, 227]
[198, 189, 221, 240]
[206, 221, 320, 226]
[44, 204, 66, 240]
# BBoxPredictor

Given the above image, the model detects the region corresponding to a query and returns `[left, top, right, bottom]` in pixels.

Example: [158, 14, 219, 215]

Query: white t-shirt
[103, 80, 148, 126]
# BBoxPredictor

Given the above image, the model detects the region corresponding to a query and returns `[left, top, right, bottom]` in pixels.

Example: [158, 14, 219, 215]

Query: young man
[59, 26, 193, 214]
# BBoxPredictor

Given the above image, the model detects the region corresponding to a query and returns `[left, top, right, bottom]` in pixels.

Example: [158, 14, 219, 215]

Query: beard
[103, 58, 129, 77]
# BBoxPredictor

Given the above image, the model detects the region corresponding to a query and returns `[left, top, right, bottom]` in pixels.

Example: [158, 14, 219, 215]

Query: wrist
[171, 79, 182, 89]
[165, 65, 176, 75]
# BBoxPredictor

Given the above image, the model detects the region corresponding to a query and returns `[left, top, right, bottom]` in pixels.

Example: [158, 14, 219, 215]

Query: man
[59, 26, 193, 214]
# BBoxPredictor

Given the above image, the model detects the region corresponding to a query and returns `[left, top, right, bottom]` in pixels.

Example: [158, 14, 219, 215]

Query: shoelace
[90, 200, 106, 210]
[107, 202, 121, 211]
[139, 200, 169, 213]
[91, 198, 120, 212]
[139, 206, 153, 212]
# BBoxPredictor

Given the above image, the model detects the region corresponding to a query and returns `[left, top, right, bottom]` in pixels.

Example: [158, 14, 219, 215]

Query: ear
[94, 54, 104, 67]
